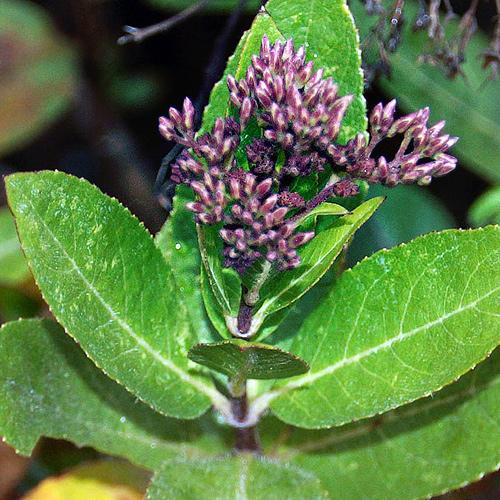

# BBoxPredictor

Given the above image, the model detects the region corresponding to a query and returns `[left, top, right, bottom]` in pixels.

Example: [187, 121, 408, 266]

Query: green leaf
[5, 171, 230, 420]
[247, 196, 384, 339]
[143, 0, 261, 13]
[351, 0, 500, 183]
[0, 206, 31, 286]
[295, 202, 350, 229]
[469, 185, 500, 227]
[147, 455, 328, 500]
[347, 184, 455, 266]
[155, 185, 221, 343]
[198, 224, 242, 317]
[0, 319, 229, 471]
[188, 339, 309, 380]
[252, 227, 500, 429]
[0, 287, 38, 323]
[0, 0, 77, 156]
[274, 345, 500, 500]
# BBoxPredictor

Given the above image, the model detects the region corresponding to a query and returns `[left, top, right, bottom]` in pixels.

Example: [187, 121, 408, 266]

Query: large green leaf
[247, 196, 383, 339]
[5, 171, 231, 420]
[0, 319, 229, 471]
[351, 0, 500, 182]
[147, 455, 328, 500]
[274, 345, 500, 499]
[188, 339, 309, 380]
[248, 227, 500, 428]
[0, 0, 77, 156]
[155, 186, 221, 343]
[347, 184, 456, 267]
[0, 206, 31, 286]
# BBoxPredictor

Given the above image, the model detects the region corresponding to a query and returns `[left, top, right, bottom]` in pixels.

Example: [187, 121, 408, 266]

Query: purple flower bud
[290, 231, 315, 248]
[255, 84, 272, 109]
[238, 78, 250, 97]
[244, 174, 256, 196]
[308, 68, 324, 88]
[246, 66, 257, 90]
[158, 116, 175, 140]
[260, 193, 278, 214]
[197, 213, 213, 225]
[304, 83, 321, 107]
[264, 129, 279, 142]
[377, 156, 390, 178]
[248, 198, 260, 213]
[282, 38, 294, 61]
[168, 107, 182, 126]
[264, 213, 274, 228]
[388, 111, 418, 136]
[256, 178, 273, 198]
[426, 120, 446, 138]
[182, 97, 195, 130]
[260, 34, 271, 60]
[294, 45, 306, 65]
[279, 223, 295, 238]
[252, 221, 264, 233]
[236, 240, 247, 252]
[251, 55, 267, 75]
[227, 74, 239, 93]
[272, 206, 288, 223]
[220, 229, 235, 243]
[185, 202, 205, 213]
[370, 102, 383, 127]
[266, 250, 278, 262]
[381, 99, 397, 128]
[273, 75, 285, 103]
[417, 175, 432, 186]
[277, 239, 288, 252]
[230, 92, 243, 108]
[234, 228, 245, 240]
[298, 61, 315, 84]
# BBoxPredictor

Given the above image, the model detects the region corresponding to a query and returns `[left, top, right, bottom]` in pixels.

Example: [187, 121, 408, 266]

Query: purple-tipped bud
[264, 213, 274, 228]
[197, 213, 213, 225]
[304, 83, 321, 107]
[241, 210, 253, 225]
[266, 250, 278, 262]
[232, 204, 242, 218]
[229, 178, 241, 199]
[273, 75, 285, 103]
[230, 92, 243, 108]
[264, 129, 279, 142]
[185, 202, 205, 213]
[282, 38, 294, 61]
[158, 116, 175, 140]
[298, 61, 315, 85]
[239, 98, 255, 126]
[255, 84, 272, 109]
[370, 102, 383, 127]
[272, 206, 288, 224]
[168, 106, 182, 126]
[234, 228, 245, 240]
[246, 66, 257, 89]
[227, 74, 239, 93]
[290, 231, 315, 248]
[277, 238, 288, 252]
[307, 67, 324, 88]
[417, 175, 432, 186]
[256, 178, 273, 198]
[220, 229, 235, 243]
[381, 99, 397, 128]
[251, 55, 267, 75]
[294, 45, 306, 65]
[260, 193, 278, 214]
[244, 174, 256, 196]
[236, 240, 247, 252]
[388, 111, 418, 136]
[279, 223, 295, 238]
[260, 34, 271, 60]
[248, 198, 260, 214]
[426, 120, 446, 138]
[182, 97, 195, 130]
[377, 156, 390, 178]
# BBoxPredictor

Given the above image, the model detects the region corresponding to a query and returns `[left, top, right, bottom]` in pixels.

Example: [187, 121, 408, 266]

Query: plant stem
[118, 0, 214, 45]
[230, 388, 262, 454]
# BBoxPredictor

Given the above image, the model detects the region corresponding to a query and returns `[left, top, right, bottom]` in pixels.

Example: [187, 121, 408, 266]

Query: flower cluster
[159, 35, 457, 275]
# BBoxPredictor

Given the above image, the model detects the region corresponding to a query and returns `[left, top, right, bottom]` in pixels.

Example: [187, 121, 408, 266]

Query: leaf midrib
[20, 192, 228, 409]
[254, 281, 500, 407]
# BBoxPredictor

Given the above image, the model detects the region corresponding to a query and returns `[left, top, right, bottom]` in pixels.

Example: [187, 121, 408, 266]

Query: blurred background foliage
[0, 0, 499, 498]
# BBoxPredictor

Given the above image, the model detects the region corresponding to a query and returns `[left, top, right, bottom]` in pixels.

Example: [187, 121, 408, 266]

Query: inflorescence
[159, 35, 457, 275]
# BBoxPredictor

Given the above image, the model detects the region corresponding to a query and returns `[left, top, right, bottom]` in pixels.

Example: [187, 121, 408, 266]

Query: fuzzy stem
[231, 387, 262, 454]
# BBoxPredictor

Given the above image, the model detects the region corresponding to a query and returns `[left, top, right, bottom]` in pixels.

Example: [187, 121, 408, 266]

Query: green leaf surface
[147, 455, 328, 500]
[469, 185, 500, 227]
[296, 202, 350, 228]
[198, 224, 242, 317]
[155, 185, 221, 343]
[257, 227, 500, 428]
[351, 0, 500, 182]
[249, 196, 384, 338]
[347, 184, 455, 267]
[5, 171, 229, 420]
[0, 287, 38, 323]
[0, 206, 31, 286]
[0, 0, 77, 156]
[188, 339, 309, 380]
[0, 319, 229, 471]
[143, 0, 261, 13]
[274, 345, 500, 499]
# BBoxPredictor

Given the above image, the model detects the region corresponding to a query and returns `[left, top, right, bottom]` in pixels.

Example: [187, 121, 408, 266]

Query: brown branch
[118, 0, 215, 45]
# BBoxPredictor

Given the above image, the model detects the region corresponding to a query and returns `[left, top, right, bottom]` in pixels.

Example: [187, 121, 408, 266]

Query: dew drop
[120, 416, 126, 423]
[175, 243, 181, 250]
